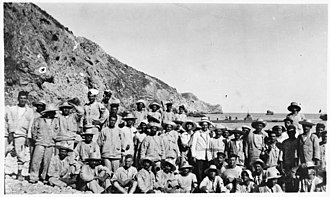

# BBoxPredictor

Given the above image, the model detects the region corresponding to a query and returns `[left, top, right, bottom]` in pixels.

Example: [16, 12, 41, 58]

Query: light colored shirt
[7, 105, 34, 138]
[74, 141, 100, 161]
[177, 173, 197, 193]
[111, 166, 138, 186]
[121, 126, 136, 156]
[97, 126, 124, 159]
[223, 165, 242, 180]
[209, 137, 226, 160]
[137, 168, 156, 193]
[256, 184, 283, 193]
[133, 110, 148, 127]
[84, 101, 109, 128]
[199, 176, 227, 193]
[140, 135, 165, 162]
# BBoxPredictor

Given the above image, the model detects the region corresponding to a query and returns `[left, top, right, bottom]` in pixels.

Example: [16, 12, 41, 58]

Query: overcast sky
[35, 3, 327, 113]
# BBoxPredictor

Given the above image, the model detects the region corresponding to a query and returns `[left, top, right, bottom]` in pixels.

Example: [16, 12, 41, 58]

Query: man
[121, 114, 137, 160]
[148, 102, 162, 123]
[252, 159, 267, 186]
[273, 125, 288, 143]
[136, 158, 157, 193]
[178, 120, 197, 165]
[79, 152, 112, 193]
[279, 125, 298, 172]
[286, 102, 305, 136]
[255, 168, 283, 193]
[48, 145, 80, 188]
[222, 154, 242, 183]
[74, 125, 101, 162]
[209, 124, 226, 160]
[244, 119, 268, 169]
[319, 130, 327, 171]
[315, 123, 326, 140]
[83, 89, 109, 142]
[299, 162, 323, 192]
[226, 128, 245, 166]
[199, 165, 227, 193]
[140, 122, 165, 171]
[132, 99, 148, 127]
[111, 154, 138, 194]
[133, 120, 148, 166]
[161, 101, 175, 123]
[175, 105, 187, 122]
[101, 89, 115, 112]
[297, 119, 320, 166]
[283, 117, 294, 130]
[177, 162, 198, 193]
[32, 99, 46, 119]
[30, 104, 59, 183]
[156, 159, 178, 193]
[97, 115, 124, 173]
[7, 91, 34, 181]
[210, 152, 227, 174]
[161, 121, 180, 164]
[264, 130, 281, 169]
[191, 117, 212, 182]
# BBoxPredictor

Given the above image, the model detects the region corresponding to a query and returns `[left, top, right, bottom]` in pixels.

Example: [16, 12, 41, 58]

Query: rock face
[4, 3, 222, 113]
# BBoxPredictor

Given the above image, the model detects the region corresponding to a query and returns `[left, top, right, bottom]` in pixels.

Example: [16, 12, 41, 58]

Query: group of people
[5, 89, 327, 193]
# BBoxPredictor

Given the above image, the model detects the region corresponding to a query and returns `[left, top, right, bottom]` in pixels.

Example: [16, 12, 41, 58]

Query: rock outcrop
[4, 3, 222, 113]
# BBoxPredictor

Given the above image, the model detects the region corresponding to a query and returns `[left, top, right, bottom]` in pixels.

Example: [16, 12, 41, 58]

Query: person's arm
[80, 165, 94, 182]
[128, 180, 138, 194]
[97, 129, 104, 149]
[27, 109, 34, 139]
[140, 138, 148, 159]
[312, 136, 321, 165]
[136, 172, 148, 193]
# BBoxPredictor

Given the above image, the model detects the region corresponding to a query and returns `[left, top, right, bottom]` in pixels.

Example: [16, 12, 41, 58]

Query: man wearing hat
[111, 154, 138, 194]
[319, 130, 327, 171]
[155, 159, 178, 193]
[252, 159, 267, 186]
[133, 120, 148, 166]
[191, 117, 212, 182]
[199, 165, 227, 193]
[148, 102, 162, 123]
[273, 125, 288, 143]
[74, 125, 101, 162]
[140, 122, 165, 171]
[7, 91, 35, 181]
[227, 128, 245, 166]
[210, 152, 227, 174]
[177, 162, 198, 193]
[223, 154, 243, 183]
[161, 101, 176, 123]
[83, 89, 109, 140]
[298, 161, 323, 192]
[32, 99, 47, 119]
[244, 118, 268, 169]
[121, 114, 137, 160]
[133, 99, 148, 127]
[79, 152, 112, 193]
[255, 167, 283, 193]
[175, 105, 187, 122]
[48, 145, 80, 188]
[209, 124, 226, 160]
[161, 121, 180, 164]
[287, 102, 305, 136]
[178, 120, 197, 165]
[236, 169, 257, 193]
[136, 158, 157, 193]
[279, 125, 298, 172]
[315, 123, 326, 140]
[97, 115, 124, 174]
[30, 103, 60, 184]
[297, 119, 320, 167]
[101, 89, 116, 112]
[263, 130, 281, 169]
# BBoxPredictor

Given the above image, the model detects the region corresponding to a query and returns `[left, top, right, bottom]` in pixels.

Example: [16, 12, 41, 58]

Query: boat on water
[266, 110, 274, 115]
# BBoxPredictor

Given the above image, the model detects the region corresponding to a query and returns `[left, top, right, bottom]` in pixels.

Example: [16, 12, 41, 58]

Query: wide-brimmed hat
[162, 159, 176, 172]
[299, 119, 315, 127]
[147, 115, 161, 123]
[272, 125, 286, 132]
[287, 102, 301, 112]
[214, 124, 226, 130]
[163, 121, 177, 128]
[136, 99, 146, 107]
[266, 168, 281, 180]
[230, 128, 244, 135]
[253, 159, 265, 168]
[165, 101, 173, 106]
[41, 104, 58, 115]
[84, 124, 95, 129]
[179, 162, 193, 170]
[59, 101, 74, 109]
[148, 122, 162, 130]
[251, 118, 267, 129]
[173, 120, 184, 125]
[88, 89, 99, 96]
[198, 117, 213, 126]
[110, 99, 120, 107]
[85, 152, 102, 161]
[67, 97, 81, 106]
[195, 124, 202, 130]
[242, 125, 252, 130]
[140, 157, 155, 166]
[149, 102, 161, 109]
[55, 144, 73, 152]
[242, 169, 253, 180]
[182, 120, 197, 131]
[204, 165, 220, 175]
[54, 133, 76, 142]
[122, 113, 137, 121]
[32, 99, 47, 107]
[82, 129, 95, 136]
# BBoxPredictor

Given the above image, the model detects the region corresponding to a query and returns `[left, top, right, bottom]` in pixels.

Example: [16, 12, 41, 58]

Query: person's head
[284, 118, 293, 129]
[185, 122, 194, 131]
[43, 111, 56, 119]
[139, 121, 148, 132]
[254, 123, 264, 131]
[307, 168, 316, 180]
[110, 105, 119, 115]
[208, 169, 217, 179]
[163, 161, 175, 173]
[58, 148, 69, 160]
[267, 178, 278, 186]
[178, 105, 185, 114]
[227, 154, 238, 167]
[214, 129, 223, 138]
[200, 122, 209, 132]
[18, 91, 29, 106]
[150, 104, 159, 112]
[216, 152, 226, 163]
[181, 168, 190, 176]
[136, 102, 144, 111]
[89, 160, 100, 169]
[33, 100, 47, 113]
[241, 170, 252, 183]
[205, 165, 219, 179]
[166, 103, 173, 111]
[268, 131, 277, 143]
[288, 102, 301, 114]
[242, 126, 251, 133]
[233, 130, 243, 140]
[87, 91, 97, 103]
[254, 160, 265, 174]
[124, 154, 134, 169]
[149, 123, 160, 136]
[84, 134, 94, 144]
[252, 119, 266, 132]
[272, 125, 284, 137]
[103, 91, 112, 103]
[108, 115, 118, 128]
[300, 120, 315, 134]
[165, 124, 173, 133]
[142, 159, 153, 171]
[60, 107, 71, 116]
[321, 131, 327, 143]
[222, 129, 230, 138]
[286, 125, 296, 139]
[316, 123, 326, 136]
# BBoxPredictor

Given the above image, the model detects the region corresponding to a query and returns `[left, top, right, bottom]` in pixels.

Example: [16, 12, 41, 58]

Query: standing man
[162, 101, 175, 123]
[133, 99, 148, 128]
[286, 102, 305, 136]
[190, 117, 212, 182]
[32, 100, 46, 119]
[97, 115, 124, 174]
[148, 102, 162, 123]
[7, 91, 34, 181]
[101, 89, 115, 112]
[297, 119, 320, 166]
[83, 89, 109, 142]
[121, 114, 137, 162]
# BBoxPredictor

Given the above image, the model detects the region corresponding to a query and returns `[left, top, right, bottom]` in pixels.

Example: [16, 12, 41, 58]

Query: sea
[188, 113, 326, 131]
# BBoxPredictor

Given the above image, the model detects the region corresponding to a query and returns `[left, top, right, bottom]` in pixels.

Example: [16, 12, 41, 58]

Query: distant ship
[266, 110, 274, 115]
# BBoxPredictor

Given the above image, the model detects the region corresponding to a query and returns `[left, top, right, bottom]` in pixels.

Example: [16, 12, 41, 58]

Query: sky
[35, 2, 327, 113]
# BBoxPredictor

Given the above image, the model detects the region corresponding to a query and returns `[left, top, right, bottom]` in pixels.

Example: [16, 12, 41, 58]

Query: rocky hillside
[4, 3, 222, 113]
[181, 93, 223, 114]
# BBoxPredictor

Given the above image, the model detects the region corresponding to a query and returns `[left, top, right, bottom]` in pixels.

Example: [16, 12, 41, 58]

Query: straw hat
[149, 102, 161, 109]
[140, 157, 155, 166]
[214, 124, 226, 130]
[59, 101, 74, 109]
[162, 159, 176, 172]
[182, 120, 197, 131]
[165, 101, 173, 106]
[204, 165, 220, 175]
[242, 169, 253, 180]
[147, 115, 161, 123]
[242, 125, 252, 131]
[283, 117, 293, 123]
[173, 120, 184, 125]
[85, 152, 102, 161]
[266, 168, 281, 180]
[179, 162, 193, 170]
[88, 89, 99, 96]
[251, 118, 267, 129]
[82, 129, 95, 136]
[148, 122, 162, 130]
[54, 132, 76, 142]
[198, 117, 213, 126]
[122, 113, 137, 121]
[55, 144, 73, 152]
[163, 121, 177, 128]
[110, 99, 120, 106]
[32, 99, 46, 107]
[253, 159, 265, 169]
[41, 104, 58, 115]
[287, 102, 301, 112]
[299, 119, 315, 127]
[67, 97, 80, 106]
[216, 152, 226, 158]
[136, 99, 146, 107]
[272, 125, 286, 132]
[230, 128, 245, 135]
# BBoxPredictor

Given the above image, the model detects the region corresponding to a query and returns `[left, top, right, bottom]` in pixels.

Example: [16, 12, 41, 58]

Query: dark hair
[287, 125, 296, 132]
[125, 154, 133, 160]
[18, 91, 29, 98]
[109, 114, 118, 120]
[316, 123, 326, 129]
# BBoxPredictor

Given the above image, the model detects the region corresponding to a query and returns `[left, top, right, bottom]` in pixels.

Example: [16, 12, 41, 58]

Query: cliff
[4, 3, 222, 113]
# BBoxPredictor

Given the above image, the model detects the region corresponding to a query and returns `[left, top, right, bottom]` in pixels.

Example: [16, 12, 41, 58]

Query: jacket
[297, 133, 320, 163]
[97, 127, 124, 159]
[7, 105, 34, 138]
[32, 117, 60, 146]
[140, 135, 165, 162]
[190, 130, 211, 160]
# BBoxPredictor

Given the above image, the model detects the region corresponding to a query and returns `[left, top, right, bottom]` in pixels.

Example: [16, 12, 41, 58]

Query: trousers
[30, 145, 54, 181]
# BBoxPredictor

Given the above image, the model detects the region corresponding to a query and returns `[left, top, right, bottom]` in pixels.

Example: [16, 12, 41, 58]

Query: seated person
[136, 157, 158, 193]
[48, 145, 81, 188]
[74, 126, 101, 163]
[254, 168, 283, 193]
[177, 162, 198, 193]
[199, 165, 228, 193]
[156, 159, 179, 193]
[79, 153, 112, 193]
[111, 154, 138, 194]
[222, 154, 242, 183]
[210, 152, 227, 175]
